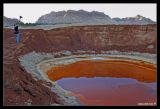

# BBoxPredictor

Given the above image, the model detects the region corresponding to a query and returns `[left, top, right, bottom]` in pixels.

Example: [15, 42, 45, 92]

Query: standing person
[14, 24, 20, 44]
[14, 16, 22, 44]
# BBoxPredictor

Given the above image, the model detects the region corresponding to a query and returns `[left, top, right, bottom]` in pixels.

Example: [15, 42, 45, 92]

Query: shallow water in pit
[47, 60, 157, 106]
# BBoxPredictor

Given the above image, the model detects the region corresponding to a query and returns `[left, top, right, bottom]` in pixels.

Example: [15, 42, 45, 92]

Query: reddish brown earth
[3, 25, 156, 105]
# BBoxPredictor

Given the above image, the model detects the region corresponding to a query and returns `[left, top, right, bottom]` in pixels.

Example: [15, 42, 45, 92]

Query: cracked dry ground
[3, 29, 61, 105]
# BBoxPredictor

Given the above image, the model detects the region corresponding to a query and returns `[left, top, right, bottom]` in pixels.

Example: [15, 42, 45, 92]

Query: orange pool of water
[47, 60, 156, 82]
[47, 59, 157, 105]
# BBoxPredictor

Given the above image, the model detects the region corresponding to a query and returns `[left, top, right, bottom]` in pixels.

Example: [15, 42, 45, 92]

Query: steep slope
[6, 25, 156, 53]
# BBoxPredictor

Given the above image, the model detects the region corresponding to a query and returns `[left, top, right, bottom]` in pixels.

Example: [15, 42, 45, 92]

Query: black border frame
[2, 1, 159, 108]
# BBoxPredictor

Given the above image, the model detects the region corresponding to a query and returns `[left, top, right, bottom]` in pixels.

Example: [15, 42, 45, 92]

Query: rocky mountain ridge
[112, 15, 156, 25]
[36, 10, 156, 25]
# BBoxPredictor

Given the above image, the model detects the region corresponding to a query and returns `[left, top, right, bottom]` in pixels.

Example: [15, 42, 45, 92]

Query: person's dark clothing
[14, 25, 20, 43]
[14, 26, 19, 34]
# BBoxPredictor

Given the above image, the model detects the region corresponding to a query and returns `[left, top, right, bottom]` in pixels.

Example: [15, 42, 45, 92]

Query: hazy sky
[4, 3, 156, 23]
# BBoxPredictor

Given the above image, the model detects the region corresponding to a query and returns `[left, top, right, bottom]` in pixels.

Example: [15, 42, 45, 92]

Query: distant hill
[36, 10, 115, 25]
[36, 10, 156, 25]
[112, 15, 156, 25]
[3, 16, 23, 27]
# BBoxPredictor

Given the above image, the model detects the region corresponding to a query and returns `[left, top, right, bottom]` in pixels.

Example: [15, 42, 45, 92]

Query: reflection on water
[56, 77, 157, 106]
[47, 60, 157, 105]
[47, 60, 156, 82]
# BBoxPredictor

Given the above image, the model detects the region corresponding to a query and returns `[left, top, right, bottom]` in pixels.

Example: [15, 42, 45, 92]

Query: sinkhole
[46, 59, 157, 106]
